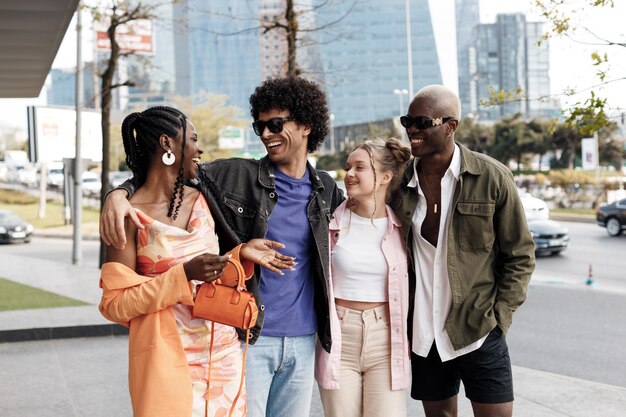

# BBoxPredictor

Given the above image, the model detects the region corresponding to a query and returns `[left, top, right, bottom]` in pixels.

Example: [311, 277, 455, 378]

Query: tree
[88, 0, 171, 265]
[88, 1, 165, 204]
[490, 115, 530, 170]
[549, 124, 582, 169]
[500, 1, 623, 136]
[525, 119, 555, 170]
[171, 93, 247, 161]
[455, 117, 493, 155]
[201, 0, 360, 77]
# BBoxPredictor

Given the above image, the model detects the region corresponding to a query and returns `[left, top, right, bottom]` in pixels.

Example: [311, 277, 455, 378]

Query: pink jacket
[315, 201, 411, 390]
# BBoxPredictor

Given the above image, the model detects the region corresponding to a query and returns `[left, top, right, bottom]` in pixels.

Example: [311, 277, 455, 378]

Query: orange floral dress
[135, 193, 246, 417]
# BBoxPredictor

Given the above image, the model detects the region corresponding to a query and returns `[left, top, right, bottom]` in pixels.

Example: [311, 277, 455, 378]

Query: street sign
[94, 19, 153, 55]
[218, 126, 245, 150]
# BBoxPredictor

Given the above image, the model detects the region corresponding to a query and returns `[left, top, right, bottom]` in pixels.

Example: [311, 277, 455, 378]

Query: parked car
[108, 170, 133, 189]
[528, 219, 569, 256]
[596, 198, 626, 237]
[519, 191, 550, 221]
[0, 210, 33, 244]
[45, 161, 65, 190]
[519, 191, 568, 255]
[82, 171, 102, 198]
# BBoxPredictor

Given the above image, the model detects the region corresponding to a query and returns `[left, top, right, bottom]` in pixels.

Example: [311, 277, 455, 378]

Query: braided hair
[120, 106, 188, 220]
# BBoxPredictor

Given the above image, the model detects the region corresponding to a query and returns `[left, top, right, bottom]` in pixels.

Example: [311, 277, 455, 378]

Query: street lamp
[393, 88, 409, 115]
[329, 113, 335, 154]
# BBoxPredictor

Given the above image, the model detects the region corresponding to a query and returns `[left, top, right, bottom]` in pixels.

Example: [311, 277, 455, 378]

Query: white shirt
[409, 144, 488, 361]
[332, 211, 389, 302]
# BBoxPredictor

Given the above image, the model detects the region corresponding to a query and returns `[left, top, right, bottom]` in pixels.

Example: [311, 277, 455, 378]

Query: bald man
[391, 85, 535, 417]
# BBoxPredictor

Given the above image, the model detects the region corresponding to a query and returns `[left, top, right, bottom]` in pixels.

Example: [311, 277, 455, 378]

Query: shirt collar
[407, 143, 461, 188]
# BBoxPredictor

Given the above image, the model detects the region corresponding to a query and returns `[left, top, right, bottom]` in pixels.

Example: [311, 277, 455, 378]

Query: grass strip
[0, 277, 88, 311]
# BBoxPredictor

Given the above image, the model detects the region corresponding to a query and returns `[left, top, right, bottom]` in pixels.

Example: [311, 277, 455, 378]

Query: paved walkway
[1, 227, 625, 416]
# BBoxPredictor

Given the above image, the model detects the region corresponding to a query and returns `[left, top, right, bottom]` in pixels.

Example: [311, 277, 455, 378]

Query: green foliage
[172, 93, 246, 161]
[0, 278, 87, 311]
[453, 117, 623, 172]
[455, 116, 493, 153]
[533, 0, 621, 135]
[563, 92, 610, 136]
[547, 169, 597, 187]
[479, 86, 525, 108]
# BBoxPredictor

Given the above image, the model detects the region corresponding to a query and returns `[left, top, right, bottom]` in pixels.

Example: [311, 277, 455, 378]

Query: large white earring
[162, 149, 175, 166]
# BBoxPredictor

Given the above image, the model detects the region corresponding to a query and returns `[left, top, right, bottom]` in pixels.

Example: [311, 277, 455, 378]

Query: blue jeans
[245, 334, 316, 417]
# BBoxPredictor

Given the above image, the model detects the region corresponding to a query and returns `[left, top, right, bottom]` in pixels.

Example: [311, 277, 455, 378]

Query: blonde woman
[316, 138, 412, 417]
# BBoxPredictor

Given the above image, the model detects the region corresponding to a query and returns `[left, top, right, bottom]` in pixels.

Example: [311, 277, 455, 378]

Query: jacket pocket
[223, 193, 257, 238]
[456, 202, 495, 251]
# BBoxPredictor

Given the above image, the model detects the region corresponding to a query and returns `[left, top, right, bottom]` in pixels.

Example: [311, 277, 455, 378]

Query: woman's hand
[241, 239, 296, 275]
[183, 253, 231, 283]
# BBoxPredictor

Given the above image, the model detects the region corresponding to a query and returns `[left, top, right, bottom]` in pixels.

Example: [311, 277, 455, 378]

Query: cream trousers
[319, 304, 407, 417]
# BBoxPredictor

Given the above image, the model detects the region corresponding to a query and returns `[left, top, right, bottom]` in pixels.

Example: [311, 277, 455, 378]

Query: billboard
[218, 126, 245, 150]
[581, 137, 597, 170]
[27, 106, 103, 163]
[94, 19, 153, 55]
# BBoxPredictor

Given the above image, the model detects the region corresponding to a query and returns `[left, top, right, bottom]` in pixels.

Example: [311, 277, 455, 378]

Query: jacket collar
[457, 142, 484, 176]
[402, 142, 484, 185]
[258, 155, 324, 191]
[330, 200, 402, 232]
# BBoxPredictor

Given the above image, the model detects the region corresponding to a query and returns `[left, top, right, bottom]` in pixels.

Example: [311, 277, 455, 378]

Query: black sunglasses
[252, 117, 294, 136]
[400, 115, 454, 130]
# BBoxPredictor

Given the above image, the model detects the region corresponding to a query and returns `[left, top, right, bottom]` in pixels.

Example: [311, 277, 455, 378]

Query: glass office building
[313, 0, 442, 132]
[455, 0, 480, 118]
[475, 14, 556, 121]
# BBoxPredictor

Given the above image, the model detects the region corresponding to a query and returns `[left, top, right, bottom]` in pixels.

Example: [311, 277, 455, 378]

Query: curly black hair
[121, 106, 188, 220]
[249, 76, 329, 152]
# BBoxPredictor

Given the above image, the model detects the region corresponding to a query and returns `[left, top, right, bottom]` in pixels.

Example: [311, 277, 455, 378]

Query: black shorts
[410, 327, 514, 404]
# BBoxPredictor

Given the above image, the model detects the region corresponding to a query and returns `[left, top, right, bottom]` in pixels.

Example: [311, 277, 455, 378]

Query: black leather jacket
[119, 156, 344, 351]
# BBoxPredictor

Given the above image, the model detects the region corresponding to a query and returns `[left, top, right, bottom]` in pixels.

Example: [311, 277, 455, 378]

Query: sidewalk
[1, 233, 625, 416]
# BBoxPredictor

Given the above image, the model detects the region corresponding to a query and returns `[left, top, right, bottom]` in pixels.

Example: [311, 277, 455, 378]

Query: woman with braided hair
[315, 138, 412, 417]
[99, 106, 295, 417]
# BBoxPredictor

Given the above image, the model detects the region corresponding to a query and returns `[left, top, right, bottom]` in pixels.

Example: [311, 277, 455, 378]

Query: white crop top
[331, 211, 389, 302]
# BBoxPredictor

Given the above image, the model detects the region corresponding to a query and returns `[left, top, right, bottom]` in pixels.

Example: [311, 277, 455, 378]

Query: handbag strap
[226, 257, 247, 291]
[205, 324, 249, 417]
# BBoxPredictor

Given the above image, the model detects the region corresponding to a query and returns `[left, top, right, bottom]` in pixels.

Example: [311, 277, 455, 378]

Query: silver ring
[214, 270, 218, 276]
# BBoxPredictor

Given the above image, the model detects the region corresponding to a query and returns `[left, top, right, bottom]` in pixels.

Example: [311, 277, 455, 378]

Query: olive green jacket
[391, 143, 535, 350]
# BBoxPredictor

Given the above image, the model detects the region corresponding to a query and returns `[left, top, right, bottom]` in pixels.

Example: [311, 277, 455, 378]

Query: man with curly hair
[100, 76, 344, 417]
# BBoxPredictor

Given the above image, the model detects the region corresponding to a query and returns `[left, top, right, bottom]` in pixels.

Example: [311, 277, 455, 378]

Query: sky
[1, 0, 626, 132]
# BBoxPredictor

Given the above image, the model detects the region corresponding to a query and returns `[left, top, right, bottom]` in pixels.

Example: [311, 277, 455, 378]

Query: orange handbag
[192, 257, 258, 417]
[192, 257, 258, 330]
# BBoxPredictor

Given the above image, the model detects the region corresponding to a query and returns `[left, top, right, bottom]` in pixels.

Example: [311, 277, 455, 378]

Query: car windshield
[0, 212, 23, 223]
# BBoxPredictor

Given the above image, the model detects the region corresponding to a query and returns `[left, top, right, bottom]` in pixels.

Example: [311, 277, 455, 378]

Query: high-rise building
[171, 1, 441, 137]
[313, 0, 442, 133]
[474, 14, 556, 121]
[173, 0, 262, 116]
[455, 0, 480, 118]
[47, 63, 97, 109]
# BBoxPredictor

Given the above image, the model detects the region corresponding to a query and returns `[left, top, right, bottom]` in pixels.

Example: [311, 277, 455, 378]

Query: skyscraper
[173, 0, 263, 115]
[171, 0, 441, 132]
[455, 0, 480, 117]
[474, 14, 556, 121]
[313, 0, 442, 131]
[47, 63, 97, 109]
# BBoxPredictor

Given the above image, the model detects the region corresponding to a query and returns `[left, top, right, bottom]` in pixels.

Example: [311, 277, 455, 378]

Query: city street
[4, 220, 626, 289]
[1, 221, 625, 416]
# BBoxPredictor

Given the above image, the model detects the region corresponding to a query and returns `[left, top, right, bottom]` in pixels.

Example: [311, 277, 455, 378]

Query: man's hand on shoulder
[99, 189, 143, 250]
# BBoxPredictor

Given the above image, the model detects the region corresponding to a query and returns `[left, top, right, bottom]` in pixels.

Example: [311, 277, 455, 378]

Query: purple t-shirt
[260, 168, 317, 336]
